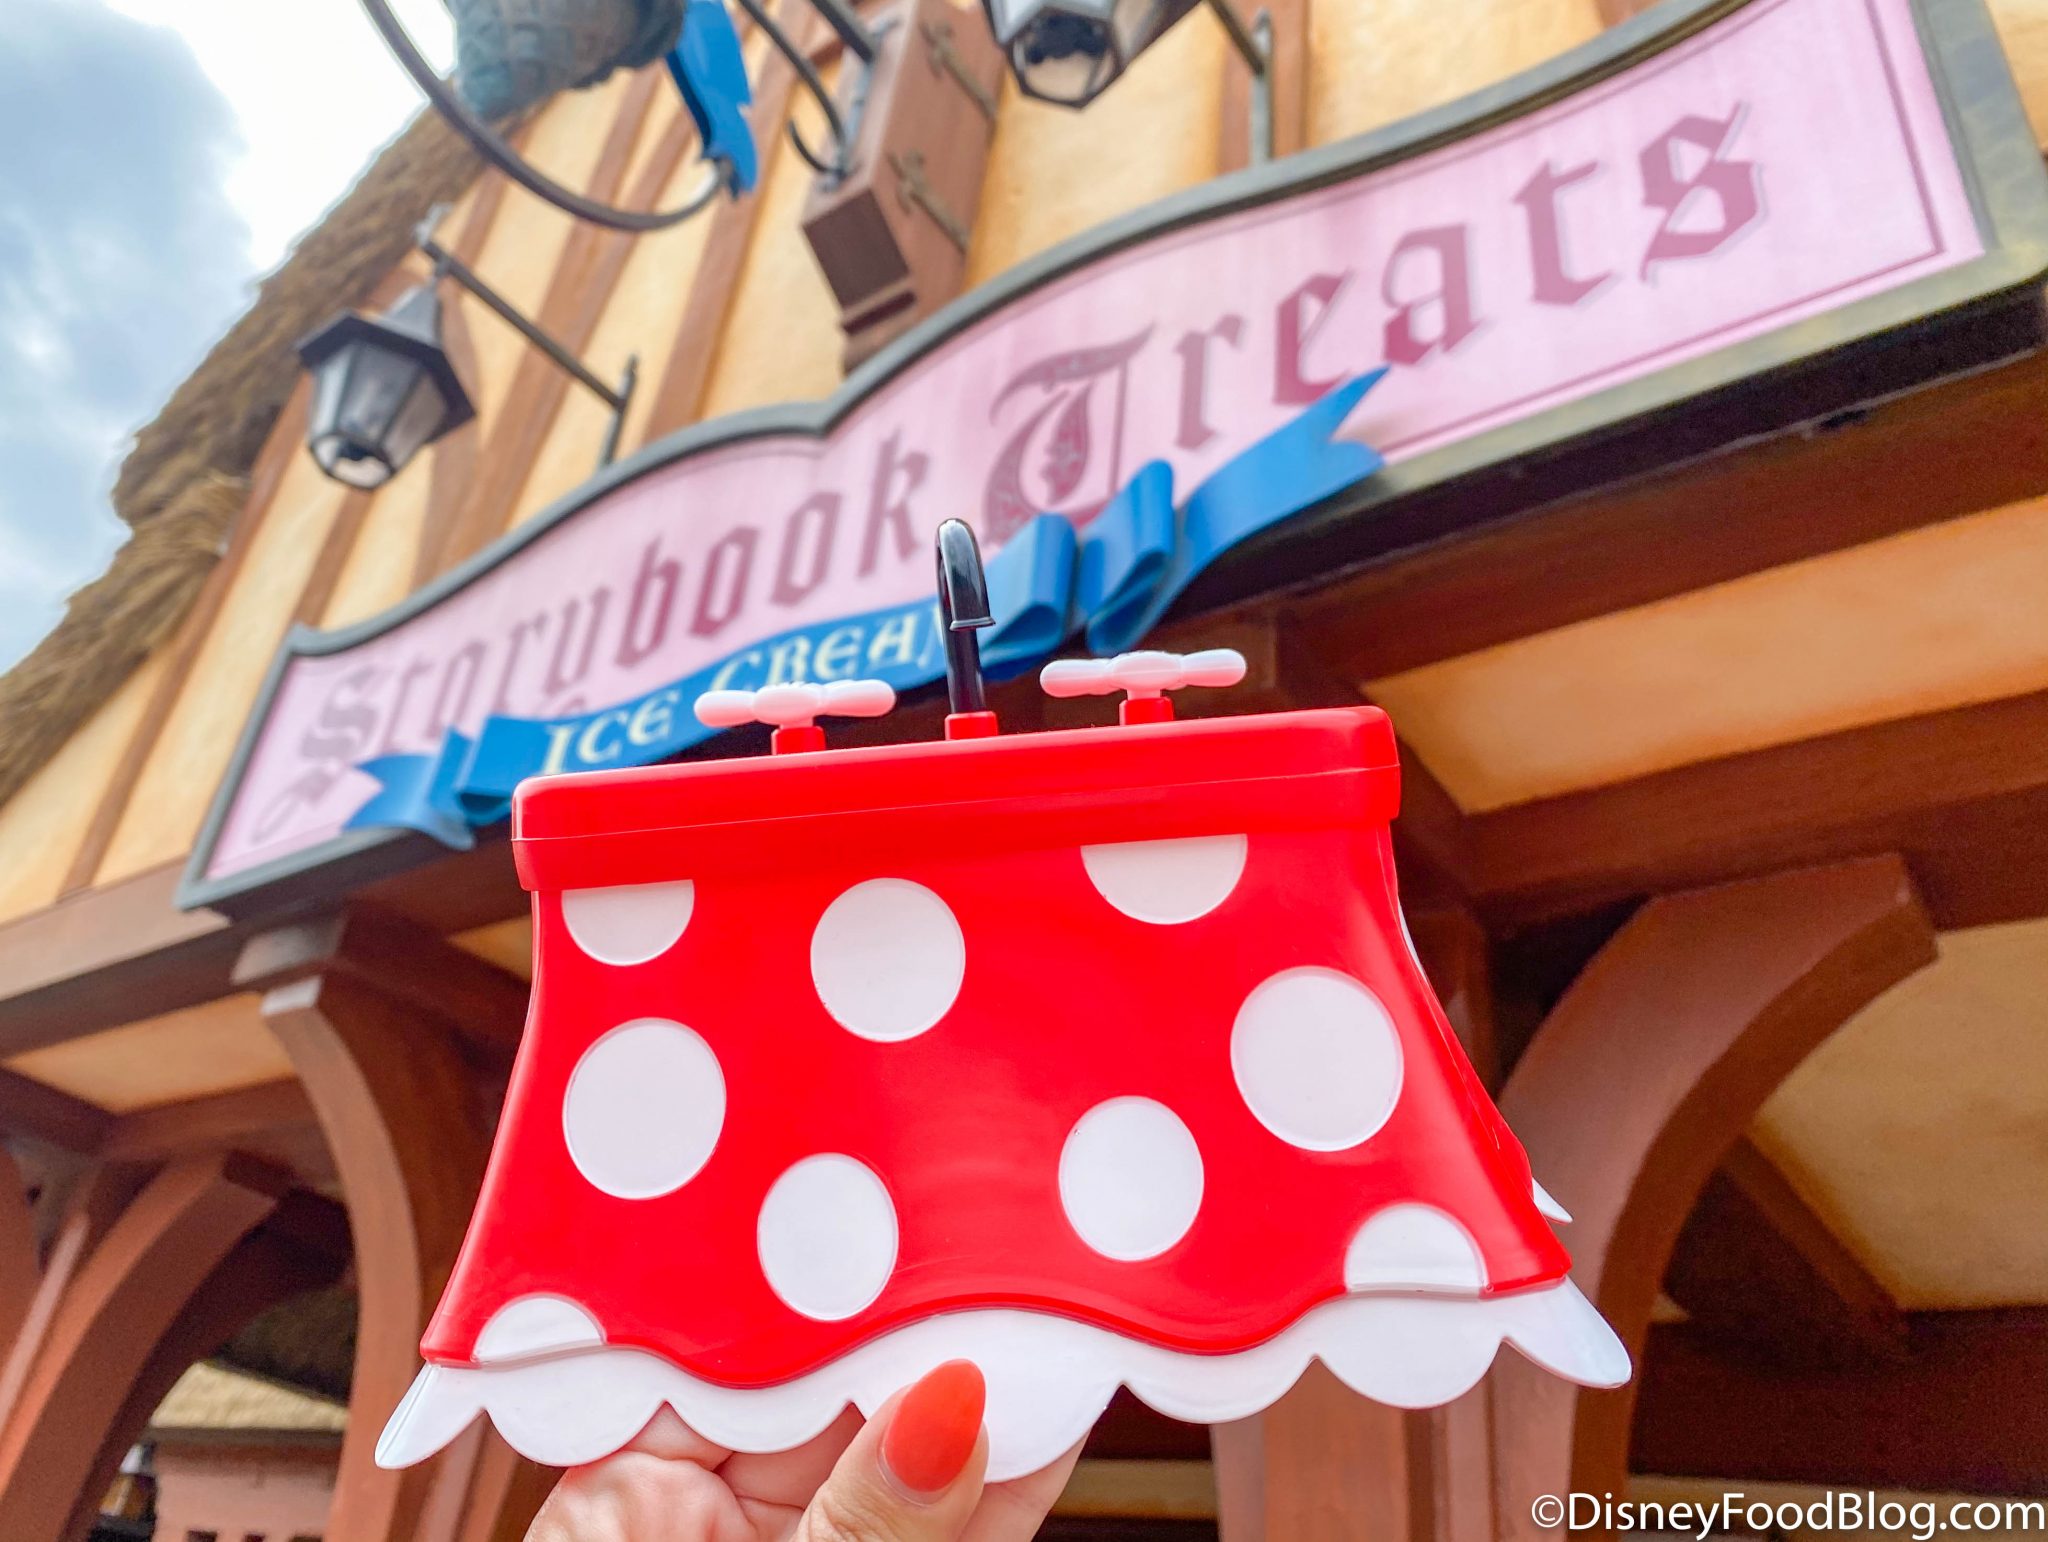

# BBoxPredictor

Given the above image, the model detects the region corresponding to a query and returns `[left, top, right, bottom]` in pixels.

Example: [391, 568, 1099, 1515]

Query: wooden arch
[0, 1154, 347, 1542]
[236, 906, 552, 1542]
[1490, 855, 1937, 1532]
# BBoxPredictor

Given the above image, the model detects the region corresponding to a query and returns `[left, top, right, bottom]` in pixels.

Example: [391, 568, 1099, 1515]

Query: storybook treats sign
[183, 0, 2048, 912]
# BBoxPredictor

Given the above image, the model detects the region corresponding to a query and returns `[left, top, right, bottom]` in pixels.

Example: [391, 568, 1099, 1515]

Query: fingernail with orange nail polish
[882, 1360, 985, 1499]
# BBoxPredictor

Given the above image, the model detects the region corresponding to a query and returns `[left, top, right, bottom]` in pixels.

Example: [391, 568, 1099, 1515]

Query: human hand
[525, 1360, 1083, 1541]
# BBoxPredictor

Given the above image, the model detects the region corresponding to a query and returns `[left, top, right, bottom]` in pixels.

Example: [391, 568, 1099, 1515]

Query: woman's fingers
[718, 1407, 864, 1512]
[528, 1409, 751, 1542]
[793, 1361, 990, 1542]
[961, 1439, 1085, 1542]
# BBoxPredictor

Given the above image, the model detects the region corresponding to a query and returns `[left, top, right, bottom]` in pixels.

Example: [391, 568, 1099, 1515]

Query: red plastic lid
[513, 707, 1401, 891]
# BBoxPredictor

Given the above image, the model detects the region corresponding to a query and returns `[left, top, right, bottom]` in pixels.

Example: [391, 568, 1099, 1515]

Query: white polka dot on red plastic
[810, 879, 965, 1041]
[1059, 1097, 1205, 1261]
[1343, 1203, 1487, 1294]
[757, 1155, 899, 1320]
[563, 1019, 725, 1199]
[1081, 834, 1248, 924]
[474, 1294, 605, 1362]
[561, 880, 696, 965]
[1231, 967, 1404, 1151]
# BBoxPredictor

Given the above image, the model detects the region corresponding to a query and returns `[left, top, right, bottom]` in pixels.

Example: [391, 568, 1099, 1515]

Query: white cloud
[0, 0, 456, 672]
[104, 0, 455, 269]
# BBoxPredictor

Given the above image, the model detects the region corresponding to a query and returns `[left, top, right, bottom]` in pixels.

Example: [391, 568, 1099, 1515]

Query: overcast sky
[0, 0, 452, 673]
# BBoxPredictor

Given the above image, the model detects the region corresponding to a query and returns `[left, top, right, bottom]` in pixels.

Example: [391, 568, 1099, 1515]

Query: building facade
[2, 0, 2048, 1534]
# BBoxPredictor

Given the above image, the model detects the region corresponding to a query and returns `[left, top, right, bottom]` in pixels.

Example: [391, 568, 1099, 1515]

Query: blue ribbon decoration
[666, 0, 757, 196]
[344, 371, 1386, 847]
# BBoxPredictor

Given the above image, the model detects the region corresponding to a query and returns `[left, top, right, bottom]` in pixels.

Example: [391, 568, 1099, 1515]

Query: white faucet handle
[1040, 648, 1248, 701]
[694, 679, 897, 730]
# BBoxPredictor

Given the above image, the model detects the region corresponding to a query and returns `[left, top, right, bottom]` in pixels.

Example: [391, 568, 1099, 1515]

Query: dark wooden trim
[1218, 0, 1306, 169]
[256, 970, 493, 1541]
[294, 491, 376, 627]
[1389, 747, 1474, 907]
[415, 296, 486, 589]
[0, 1071, 112, 1155]
[100, 1078, 317, 1164]
[641, 0, 815, 439]
[410, 166, 517, 588]
[182, 0, 2048, 918]
[0, 1154, 287, 1542]
[1634, 1309, 2048, 1496]
[1406, 903, 1499, 1091]
[431, 68, 666, 575]
[1464, 688, 2048, 930]
[1212, 1362, 1429, 1540]
[1665, 1136, 1908, 1368]
[233, 906, 529, 1063]
[57, 381, 315, 901]
[1292, 347, 2048, 683]
[0, 865, 249, 1059]
[1492, 856, 1936, 1511]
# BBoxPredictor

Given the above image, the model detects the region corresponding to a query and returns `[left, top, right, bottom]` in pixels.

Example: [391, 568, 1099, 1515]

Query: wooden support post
[0, 1155, 291, 1542]
[238, 908, 542, 1542]
[1213, 1363, 1432, 1541]
[1490, 856, 1936, 1535]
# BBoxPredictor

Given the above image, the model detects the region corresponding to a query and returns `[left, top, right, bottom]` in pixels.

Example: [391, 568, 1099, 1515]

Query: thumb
[796, 1360, 989, 1541]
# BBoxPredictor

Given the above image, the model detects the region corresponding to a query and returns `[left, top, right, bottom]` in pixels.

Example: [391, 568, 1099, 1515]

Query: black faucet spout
[935, 519, 993, 716]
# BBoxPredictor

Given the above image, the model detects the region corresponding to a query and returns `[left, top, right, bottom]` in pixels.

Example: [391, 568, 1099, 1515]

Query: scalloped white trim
[1532, 1179, 1574, 1224]
[379, 1282, 1626, 1483]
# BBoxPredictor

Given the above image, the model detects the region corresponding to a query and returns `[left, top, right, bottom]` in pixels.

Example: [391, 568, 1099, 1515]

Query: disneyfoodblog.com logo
[1529, 1491, 2048, 1538]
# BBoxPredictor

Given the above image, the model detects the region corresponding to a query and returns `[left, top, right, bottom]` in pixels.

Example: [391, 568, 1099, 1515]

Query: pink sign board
[189, 0, 2004, 903]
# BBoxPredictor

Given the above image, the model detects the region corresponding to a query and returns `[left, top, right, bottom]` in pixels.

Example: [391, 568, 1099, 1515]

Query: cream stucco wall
[4, 0, 2047, 923]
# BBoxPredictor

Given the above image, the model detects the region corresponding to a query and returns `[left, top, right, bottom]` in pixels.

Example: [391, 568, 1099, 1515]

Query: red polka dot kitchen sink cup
[376, 539, 1627, 1483]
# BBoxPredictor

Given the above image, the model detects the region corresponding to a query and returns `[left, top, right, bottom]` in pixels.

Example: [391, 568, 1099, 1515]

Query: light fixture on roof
[985, 0, 1270, 132]
[299, 283, 473, 491]
[298, 212, 637, 490]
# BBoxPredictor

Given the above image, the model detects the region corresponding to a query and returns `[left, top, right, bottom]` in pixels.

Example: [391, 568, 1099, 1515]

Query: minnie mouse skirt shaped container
[377, 690, 1628, 1482]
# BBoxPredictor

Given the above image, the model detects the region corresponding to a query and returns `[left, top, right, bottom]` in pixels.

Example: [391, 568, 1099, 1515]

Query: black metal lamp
[298, 211, 638, 489]
[984, 0, 1268, 126]
[298, 283, 475, 491]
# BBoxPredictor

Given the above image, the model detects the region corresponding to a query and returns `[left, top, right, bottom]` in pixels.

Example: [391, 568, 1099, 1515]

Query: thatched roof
[150, 1362, 347, 1441]
[0, 107, 487, 816]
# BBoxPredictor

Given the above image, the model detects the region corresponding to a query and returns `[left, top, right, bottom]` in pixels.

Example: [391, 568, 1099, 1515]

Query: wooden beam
[641, 0, 815, 438]
[256, 968, 493, 1541]
[410, 165, 517, 588]
[0, 864, 249, 1058]
[1212, 1362, 1431, 1541]
[1491, 856, 1937, 1529]
[1292, 348, 2048, 683]
[58, 382, 313, 900]
[1633, 1309, 2048, 1497]
[430, 68, 665, 574]
[1664, 1137, 1907, 1369]
[52, 1178, 345, 1542]
[1465, 688, 2048, 930]
[233, 906, 529, 1063]
[0, 1154, 287, 1542]
[1404, 903, 1499, 1092]
[100, 1077, 316, 1164]
[1218, 0, 1306, 169]
[0, 1069, 111, 1155]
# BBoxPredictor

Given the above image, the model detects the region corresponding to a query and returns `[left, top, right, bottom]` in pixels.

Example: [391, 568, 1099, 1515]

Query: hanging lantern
[296, 283, 475, 491]
[983, 0, 1198, 105]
